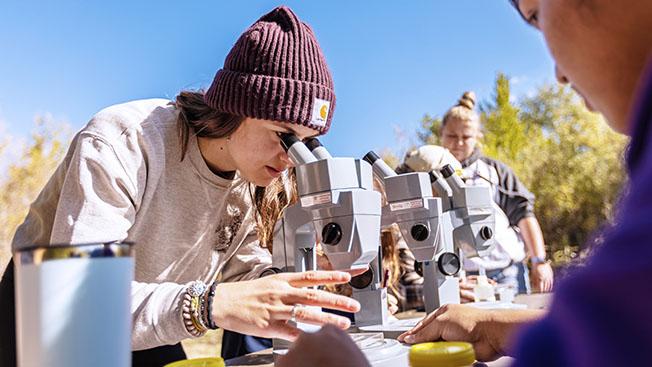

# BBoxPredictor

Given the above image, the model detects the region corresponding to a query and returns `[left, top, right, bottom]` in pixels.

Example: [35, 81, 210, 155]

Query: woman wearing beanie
[440, 91, 553, 295]
[0, 6, 360, 366]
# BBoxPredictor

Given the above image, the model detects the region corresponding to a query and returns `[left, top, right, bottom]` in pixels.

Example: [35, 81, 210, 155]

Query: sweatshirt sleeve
[48, 132, 139, 244]
[131, 281, 192, 350]
[481, 157, 536, 226]
[43, 132, 196, 350]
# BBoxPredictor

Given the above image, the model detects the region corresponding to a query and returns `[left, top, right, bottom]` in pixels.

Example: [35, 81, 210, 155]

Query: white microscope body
[365, 151, 496, 314]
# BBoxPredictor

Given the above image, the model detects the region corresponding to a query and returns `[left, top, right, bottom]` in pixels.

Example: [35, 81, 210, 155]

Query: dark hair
[174, 90, 296, 247]
[175, 90, 244, 161]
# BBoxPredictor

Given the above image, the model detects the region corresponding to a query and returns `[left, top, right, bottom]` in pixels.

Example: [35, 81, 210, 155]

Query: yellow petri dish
[409, 341, 475, 367]
[163, 357, 225, 367]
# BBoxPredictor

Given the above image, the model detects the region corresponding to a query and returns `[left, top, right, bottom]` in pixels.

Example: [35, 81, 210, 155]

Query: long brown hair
[175, 90, 296, 248]
[375, 176, 401, 296]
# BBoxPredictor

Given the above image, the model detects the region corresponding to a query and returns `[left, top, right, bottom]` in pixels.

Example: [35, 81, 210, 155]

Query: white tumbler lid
[14, 241, 133, 265]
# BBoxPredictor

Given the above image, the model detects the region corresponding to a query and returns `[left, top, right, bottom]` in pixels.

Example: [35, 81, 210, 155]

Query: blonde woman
[440, 91, 553, 294]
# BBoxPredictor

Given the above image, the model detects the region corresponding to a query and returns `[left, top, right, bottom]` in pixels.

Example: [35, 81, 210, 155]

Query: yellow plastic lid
[163, 357, 225, 367]
[409, 342, 475, 367]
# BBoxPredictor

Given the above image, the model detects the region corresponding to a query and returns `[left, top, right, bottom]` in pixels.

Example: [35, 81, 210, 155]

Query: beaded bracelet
[182, 280, 207, 337]
[202, 281, 219, 330]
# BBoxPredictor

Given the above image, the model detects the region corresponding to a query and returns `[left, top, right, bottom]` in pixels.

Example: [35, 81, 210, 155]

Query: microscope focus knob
[437, 252, 461, 276]
[480, 226, 493, 240]
[411, 223, 429, 242]
[349, 268, 374, 289]
[322, 223, 342, 246]
[414, 260, 423, 277]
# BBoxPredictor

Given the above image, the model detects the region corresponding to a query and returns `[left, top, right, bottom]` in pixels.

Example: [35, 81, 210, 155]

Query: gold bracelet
[182, 280, 207, 337]
[190, 294, 207, 333]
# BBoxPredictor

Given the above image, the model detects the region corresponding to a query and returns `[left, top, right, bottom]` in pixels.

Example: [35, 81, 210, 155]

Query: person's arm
[518, 216, 554, 292]
[484, 158, 554, 292]
[46, 132, 141, 245]
[38, 132, 208, 349]
[398, 304, 546, 361]
[12, 132, 193, 349]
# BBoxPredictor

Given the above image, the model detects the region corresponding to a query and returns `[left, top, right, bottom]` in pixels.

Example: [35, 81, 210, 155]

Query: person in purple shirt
[276, 0, 652, 366]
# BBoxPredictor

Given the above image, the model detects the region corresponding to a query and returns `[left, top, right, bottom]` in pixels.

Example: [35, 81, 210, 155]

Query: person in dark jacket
[441, 91, 552, 294]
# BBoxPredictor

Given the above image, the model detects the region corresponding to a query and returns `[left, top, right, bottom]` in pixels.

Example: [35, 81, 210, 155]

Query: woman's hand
[530, 262, 554, 293]
[277, 325, 370, 367]
[398, 304, 502, 361]
[398, 304, 545, 362]
[212, 270, 360, 341]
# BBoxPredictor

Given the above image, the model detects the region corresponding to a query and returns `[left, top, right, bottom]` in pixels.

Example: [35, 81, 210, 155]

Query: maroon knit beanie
[204, 6, 336, 134]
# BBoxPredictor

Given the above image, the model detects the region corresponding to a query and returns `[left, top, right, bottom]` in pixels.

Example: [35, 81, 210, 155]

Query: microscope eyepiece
[305, 137, 333, 159]
[304, 137, 322, 151]
[440, 164, 455, 178]
[364, 151, 396, 178]
[279, 133, 317, 164]
[428, 171, 440, 183]
[363, 151, 381, 166]
[278, 132, 300, 152]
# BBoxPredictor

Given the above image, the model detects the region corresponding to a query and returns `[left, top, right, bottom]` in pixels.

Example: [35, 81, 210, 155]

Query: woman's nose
[555, 65, 569, 85]
[279, 151, 293, 168]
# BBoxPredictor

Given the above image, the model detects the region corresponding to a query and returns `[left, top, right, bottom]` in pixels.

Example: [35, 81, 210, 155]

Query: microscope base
[352, 287, 389, 327]
[354, 335, 409, 367]
[356, 317, 423, 339]
[274, 333, 410, 367]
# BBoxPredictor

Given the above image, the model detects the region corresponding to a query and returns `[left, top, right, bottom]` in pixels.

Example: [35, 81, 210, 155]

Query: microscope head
[438, 164, 496, 258]
[364, 151, 445, 262]
[283, 135, 382, 270]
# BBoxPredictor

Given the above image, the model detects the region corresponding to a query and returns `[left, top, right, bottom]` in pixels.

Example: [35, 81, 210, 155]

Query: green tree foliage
[0, 117, 69, 270]
[514, 85, 627, 265]
[480, 74, 529, 164]
[419, 74, 628, 267]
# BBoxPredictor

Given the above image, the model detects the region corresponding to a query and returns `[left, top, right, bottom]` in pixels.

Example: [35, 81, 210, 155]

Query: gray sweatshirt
[11, 98, 272, 350]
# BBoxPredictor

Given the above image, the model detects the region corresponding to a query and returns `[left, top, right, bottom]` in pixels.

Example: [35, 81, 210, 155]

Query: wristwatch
[530, 256, 548, 264]
[260, 267, 282, 277]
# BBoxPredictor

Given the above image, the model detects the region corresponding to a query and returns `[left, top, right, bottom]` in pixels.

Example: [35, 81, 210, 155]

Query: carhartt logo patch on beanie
[204, 6, 336, 134]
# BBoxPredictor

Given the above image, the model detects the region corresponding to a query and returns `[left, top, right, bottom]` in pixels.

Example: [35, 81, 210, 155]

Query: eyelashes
[527, 10, 539, 27]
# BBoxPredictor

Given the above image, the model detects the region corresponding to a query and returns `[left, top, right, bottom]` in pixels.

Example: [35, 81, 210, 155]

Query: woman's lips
[265, 165, 282, 178]
[572, 85, 596, 112]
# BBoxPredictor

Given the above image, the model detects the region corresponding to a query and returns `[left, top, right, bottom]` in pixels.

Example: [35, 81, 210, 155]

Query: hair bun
[457, 91, 476, 110]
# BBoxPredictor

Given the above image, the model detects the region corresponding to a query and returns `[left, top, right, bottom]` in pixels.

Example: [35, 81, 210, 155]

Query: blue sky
[0, 0, 555, 158]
